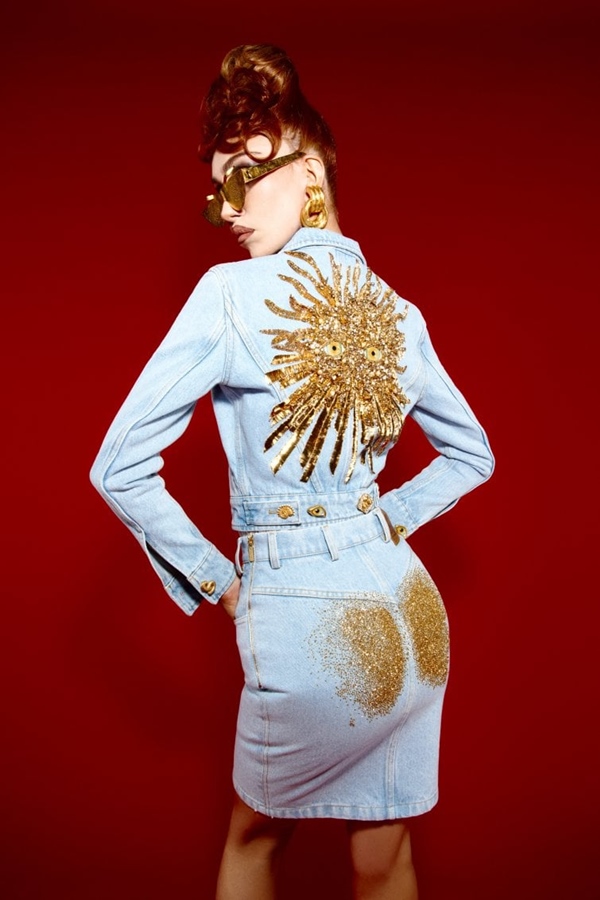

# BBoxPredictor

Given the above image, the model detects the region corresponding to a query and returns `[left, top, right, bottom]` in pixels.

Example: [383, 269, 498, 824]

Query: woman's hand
[219, 576, 241, 620]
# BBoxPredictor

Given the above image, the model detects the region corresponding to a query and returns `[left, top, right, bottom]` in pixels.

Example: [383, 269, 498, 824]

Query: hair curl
[199, 44, 337, 210]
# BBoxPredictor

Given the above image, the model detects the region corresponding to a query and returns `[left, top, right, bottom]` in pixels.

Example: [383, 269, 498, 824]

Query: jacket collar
[281, 228, 366, 265]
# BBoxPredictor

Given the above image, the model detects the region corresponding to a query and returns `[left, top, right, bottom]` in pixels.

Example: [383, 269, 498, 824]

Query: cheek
[246, 169, 305, 230]
[279, 185, 306, 223]
[269, 170, 306, 212]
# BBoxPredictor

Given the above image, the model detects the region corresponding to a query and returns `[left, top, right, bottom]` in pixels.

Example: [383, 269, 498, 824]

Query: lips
[231, 225, 254, 243]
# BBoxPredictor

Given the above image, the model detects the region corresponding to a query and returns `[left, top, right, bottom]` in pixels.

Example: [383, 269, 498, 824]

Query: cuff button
[200, 580, 216, 595]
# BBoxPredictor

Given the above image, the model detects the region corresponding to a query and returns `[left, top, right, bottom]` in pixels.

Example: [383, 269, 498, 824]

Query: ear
[303, 153, 326, 188]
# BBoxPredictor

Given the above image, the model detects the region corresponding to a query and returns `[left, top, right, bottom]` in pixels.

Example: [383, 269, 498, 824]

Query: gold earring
[301, 185, 328, 229]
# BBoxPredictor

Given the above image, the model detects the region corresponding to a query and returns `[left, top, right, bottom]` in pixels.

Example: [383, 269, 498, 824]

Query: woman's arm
[380, 315, 495, 536]
[90, 270, 237, 616]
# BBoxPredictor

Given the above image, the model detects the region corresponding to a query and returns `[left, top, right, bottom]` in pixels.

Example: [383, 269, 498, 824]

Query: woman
[91, 44, 494, 900]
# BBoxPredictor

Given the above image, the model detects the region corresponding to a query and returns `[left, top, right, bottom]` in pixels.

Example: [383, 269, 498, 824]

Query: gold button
[395, 525, 408, 538]
[277, 505, 295, 519]
[307, 505, 327, 518]
[357, 493, 373, 513]
[200, 580, 216, 595]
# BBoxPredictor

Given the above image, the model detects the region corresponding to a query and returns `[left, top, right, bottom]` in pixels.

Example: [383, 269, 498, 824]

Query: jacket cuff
[188, 545, 238, 606]
[379, 491, 419, 539]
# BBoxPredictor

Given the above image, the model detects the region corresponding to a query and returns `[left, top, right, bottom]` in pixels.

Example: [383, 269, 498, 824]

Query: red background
[2, 2, 599, 898]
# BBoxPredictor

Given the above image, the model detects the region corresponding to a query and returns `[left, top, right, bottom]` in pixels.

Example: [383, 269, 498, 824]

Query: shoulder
[203, 255, 284, 303]
[397, 296, 426, 339]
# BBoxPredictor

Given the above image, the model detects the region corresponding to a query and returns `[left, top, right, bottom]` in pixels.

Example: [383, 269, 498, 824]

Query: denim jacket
[90, 228, 494, 615]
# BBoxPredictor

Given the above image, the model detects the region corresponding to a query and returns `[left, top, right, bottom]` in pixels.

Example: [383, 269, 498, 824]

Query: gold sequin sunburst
[261, 251, 409, 483]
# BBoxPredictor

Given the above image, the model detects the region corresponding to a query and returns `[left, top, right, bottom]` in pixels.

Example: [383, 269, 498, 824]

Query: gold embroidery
[310, 595, 406, 719]
[398, 568, 449, 687]
[262, 251, 409, 483]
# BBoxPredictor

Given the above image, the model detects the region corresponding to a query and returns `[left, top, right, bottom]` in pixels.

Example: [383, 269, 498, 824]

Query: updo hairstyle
[199, 44, 337, 211]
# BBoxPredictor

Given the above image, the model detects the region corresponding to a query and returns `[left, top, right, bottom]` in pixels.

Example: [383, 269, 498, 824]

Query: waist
[235, 504, 397, 570]
[230, 485, 381, 531]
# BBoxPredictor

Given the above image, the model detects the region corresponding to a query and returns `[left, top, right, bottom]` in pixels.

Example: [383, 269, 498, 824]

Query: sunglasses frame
[203, 150, 305, 227]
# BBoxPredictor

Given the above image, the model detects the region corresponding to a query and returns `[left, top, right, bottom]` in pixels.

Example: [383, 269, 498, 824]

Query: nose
[220, 198, 242, 224]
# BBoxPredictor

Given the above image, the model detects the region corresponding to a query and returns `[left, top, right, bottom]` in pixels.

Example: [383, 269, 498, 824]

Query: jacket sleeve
[89, 269, 237, 616]
[379, 311, 495, 536]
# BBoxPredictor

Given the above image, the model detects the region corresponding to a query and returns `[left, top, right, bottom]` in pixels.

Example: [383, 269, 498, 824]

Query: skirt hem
[233, 782, 438, 821]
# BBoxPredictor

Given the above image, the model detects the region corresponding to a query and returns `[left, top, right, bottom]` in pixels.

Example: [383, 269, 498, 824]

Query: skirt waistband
[235, 506, 399, 571]
[230, 486, 381, 531]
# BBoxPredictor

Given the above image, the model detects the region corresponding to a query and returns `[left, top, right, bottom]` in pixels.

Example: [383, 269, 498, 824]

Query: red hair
[199, 44, 337, 209]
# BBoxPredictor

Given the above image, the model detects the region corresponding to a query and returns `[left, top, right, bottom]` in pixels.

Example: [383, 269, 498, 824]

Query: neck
[325, 212, 343, 235]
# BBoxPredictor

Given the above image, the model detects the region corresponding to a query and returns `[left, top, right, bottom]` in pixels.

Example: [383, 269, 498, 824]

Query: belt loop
[234, 537, 243, 576]
[267, 531, 281, 569]
[322, 525, 340, 561]
[373, 507, 391, 543]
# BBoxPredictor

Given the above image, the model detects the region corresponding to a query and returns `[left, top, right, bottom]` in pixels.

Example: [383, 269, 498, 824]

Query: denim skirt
[232, 505, 450, 820]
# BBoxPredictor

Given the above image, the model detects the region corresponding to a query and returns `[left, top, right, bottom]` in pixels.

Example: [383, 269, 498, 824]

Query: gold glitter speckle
[310, 595, 406, 719]
[398, 568, 449, 687]
[261, 251, 409, 483]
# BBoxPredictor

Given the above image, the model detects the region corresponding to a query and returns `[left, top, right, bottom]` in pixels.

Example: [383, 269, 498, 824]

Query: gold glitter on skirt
[310, 596, 406, 719]
[398, 567, 450, 687]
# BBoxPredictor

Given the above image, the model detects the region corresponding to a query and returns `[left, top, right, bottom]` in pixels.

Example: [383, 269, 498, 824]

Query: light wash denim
[90, 227, 494, 818]
[90, 227, 494, 616]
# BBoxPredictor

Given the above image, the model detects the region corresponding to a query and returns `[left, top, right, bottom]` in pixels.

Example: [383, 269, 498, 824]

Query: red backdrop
[2, 2, 599, 898]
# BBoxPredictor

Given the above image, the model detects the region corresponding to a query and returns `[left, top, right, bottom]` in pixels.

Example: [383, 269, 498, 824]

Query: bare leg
[347, 820, 418, 900]
[215, 795, 296, 900]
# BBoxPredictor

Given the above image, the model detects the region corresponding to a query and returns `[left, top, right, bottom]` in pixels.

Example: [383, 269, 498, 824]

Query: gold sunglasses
[203, 150, 304, 227]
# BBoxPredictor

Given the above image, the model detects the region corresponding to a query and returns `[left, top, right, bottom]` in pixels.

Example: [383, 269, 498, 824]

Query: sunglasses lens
[222, 169, 246, 211]
[203, 197, 225, 227]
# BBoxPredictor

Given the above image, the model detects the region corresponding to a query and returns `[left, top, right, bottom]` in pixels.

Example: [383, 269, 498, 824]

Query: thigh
[225, 795, 297, 849]
[347, 819, 413, 875]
